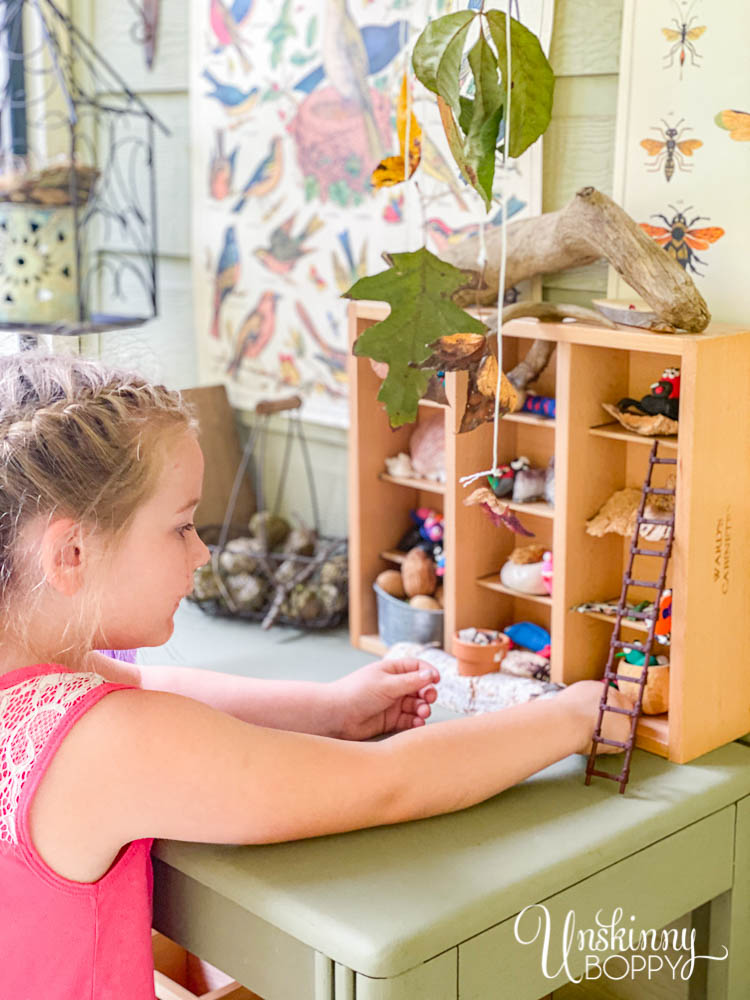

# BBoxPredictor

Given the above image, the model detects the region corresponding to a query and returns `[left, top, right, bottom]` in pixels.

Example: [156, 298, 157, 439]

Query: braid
[0, 350, 198, 660]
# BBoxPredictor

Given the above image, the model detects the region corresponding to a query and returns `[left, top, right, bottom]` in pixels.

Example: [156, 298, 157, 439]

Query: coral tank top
[0, 664, 155, 999]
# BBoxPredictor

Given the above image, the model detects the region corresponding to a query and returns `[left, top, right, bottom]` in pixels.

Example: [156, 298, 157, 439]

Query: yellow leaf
[371, 72, 422, 189]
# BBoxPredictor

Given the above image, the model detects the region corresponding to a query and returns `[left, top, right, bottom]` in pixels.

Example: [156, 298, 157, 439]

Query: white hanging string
[459, 0, 512, 489]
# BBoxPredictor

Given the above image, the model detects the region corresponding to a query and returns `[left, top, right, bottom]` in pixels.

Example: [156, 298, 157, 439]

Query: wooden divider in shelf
[349, 301, 750, 764]
[504, 499, 554, 519]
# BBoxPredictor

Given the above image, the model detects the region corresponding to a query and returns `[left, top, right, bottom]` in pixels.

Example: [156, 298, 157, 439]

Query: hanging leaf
[436, 95, 477, 190]
[371, 73, 422, 188]
[343, 248, 487, 427]
[411, 10, 475, 115]
[485, 10, 554, 159]
[464, 33, 504, 207]
[412, 9, 553, 204]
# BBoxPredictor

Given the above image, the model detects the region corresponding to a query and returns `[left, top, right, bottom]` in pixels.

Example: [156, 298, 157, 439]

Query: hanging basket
[188, 396, 349, 631]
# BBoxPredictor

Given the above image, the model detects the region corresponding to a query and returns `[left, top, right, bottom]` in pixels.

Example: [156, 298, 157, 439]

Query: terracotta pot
[452, 630, 512, 677]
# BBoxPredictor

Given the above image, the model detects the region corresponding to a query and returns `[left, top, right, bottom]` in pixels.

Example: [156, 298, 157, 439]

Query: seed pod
[401, 547, 436, 598]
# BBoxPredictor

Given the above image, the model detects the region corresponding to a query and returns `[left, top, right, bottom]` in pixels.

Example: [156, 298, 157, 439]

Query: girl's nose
[193, 533, 211, 570]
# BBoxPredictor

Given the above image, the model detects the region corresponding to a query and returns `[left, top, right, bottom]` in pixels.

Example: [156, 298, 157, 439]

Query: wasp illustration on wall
[640, 207, 724, 276]
[662, 0, 706, 79]
[640, 119, 702, 181]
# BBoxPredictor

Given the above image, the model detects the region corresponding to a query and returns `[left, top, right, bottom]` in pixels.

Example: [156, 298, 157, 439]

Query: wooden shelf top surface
[578, 609, 671, 645]
[379, 472, 446, 495]
[476, 574, 553, 606]
[504, 499, 555, 519]
[589, 422, 679, 450]
[350, 302, 750, 353]
[502, 412, 556, 429]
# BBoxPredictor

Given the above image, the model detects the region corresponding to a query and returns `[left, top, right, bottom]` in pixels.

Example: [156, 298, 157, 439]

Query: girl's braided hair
[0, 350, 198, 659]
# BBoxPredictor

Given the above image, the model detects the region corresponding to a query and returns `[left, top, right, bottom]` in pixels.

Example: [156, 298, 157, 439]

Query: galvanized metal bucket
[373, 583, 444, 648]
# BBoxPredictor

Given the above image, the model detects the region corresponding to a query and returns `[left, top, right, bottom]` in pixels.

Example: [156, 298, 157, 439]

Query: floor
[142, 601, 691, 1000]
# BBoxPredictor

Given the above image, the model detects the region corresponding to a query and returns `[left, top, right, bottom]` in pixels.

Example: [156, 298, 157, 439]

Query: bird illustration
[294, 20, 406, 95]
[203, 70, 259, 119]
[209, 0, 251, 71]
[309, 264, 327, 290]
[425, 198, 526, 256]
[254, 213, 324, 276]
[209, 130, 239, 200]
[278, 352, 301, 387]
[210, 226, 240, 340]
[267, 0, 295, 68]
[322, 0, 384, 162]
[226, 291, 280, 376]
[331, 230, 368, 293]
[232, 137, 283, 214]
[295, 301, 347, 377]
[383, 192, 403, 224]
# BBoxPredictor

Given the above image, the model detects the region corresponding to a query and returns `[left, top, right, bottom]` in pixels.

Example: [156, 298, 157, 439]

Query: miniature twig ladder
[585, 442, 677, 793]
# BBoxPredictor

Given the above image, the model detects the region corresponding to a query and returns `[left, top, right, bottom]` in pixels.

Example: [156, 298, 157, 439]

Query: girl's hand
[330, 658, 441, 741]
[557, 680, 637, 755]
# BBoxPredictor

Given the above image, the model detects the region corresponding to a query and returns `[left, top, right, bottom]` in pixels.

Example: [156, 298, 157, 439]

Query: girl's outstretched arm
[54, 678, 631, 857]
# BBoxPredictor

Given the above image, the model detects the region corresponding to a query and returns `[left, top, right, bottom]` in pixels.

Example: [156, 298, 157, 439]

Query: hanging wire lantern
[0, 0, 168, 340]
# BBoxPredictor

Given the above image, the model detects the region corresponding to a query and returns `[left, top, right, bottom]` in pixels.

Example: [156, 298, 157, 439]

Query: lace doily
[0, 672, 106, 846]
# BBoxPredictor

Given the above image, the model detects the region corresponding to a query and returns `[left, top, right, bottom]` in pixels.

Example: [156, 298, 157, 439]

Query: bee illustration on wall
[715, 109, 750, 142]
[640, 206, 724, 276]
[640, 119, 702, 181]
[662, 1, 706, 79]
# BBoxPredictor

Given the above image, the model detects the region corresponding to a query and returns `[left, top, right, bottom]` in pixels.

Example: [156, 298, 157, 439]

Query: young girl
[0, 351, 631, 998]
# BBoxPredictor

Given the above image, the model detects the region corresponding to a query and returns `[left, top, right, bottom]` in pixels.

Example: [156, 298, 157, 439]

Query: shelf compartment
[502, 412, 556, 429]
[588, 422, 678, 450]
[577, 609, 671, 645]
[636, 714, 669, 757]
[476, 574, 553, 606]
[379, 472, 446, 495]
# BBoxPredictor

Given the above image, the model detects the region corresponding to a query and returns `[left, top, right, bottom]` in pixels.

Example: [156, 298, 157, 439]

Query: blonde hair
[0, 350, 198, 661]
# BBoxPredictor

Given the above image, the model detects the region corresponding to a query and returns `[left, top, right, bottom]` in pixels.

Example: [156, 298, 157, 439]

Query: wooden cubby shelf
[578, 609, 671, 643]
[589, 422, 679, 450]
[476, 574, 553, 607]
[349, 303, 750, 764]
[379, 472, 445, 495]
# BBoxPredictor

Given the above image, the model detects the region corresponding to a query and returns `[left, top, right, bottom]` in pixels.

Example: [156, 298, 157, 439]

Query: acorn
[218, 536, 266, 575]
[319, 554, 348, 587]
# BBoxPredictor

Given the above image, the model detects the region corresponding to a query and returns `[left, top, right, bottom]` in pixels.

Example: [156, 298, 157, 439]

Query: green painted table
[152, 741, 750, 1000]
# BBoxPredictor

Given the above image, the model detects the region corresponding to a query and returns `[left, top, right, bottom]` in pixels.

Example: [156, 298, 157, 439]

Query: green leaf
[458, 96, 474, 135]
[464, 33, 503, 208]
[437, 96, 478, 191]
[343, 248, 486, 427]
[485, 10, 554, 158]
[412, 10, 475, 115]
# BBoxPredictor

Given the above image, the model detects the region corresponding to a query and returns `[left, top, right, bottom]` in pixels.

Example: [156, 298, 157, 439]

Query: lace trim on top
[0, 672, 106, 846]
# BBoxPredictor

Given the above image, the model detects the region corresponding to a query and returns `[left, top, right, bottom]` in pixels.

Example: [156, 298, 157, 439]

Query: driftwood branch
[442, 186, 710, 333]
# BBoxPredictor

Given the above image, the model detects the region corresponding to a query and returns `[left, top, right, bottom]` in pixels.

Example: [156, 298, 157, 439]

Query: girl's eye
[177, 523, 196, 538]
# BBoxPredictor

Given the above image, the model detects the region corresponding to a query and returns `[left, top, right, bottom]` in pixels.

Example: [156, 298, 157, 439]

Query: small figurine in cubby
[618, 367, 680, 421]
[521, 394, 556, 419]
[499, 544, 550, 596]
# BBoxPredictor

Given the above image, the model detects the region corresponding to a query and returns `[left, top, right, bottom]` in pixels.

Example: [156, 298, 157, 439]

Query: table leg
[692, 796, 750, 999]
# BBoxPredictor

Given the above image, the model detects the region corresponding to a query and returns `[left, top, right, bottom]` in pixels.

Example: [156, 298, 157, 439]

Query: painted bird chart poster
[609, 0, 750, 323]
[191, 0, 553, 427]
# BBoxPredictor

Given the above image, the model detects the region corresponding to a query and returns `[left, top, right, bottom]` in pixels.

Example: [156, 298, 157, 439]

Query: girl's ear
[40, 517, 86, 596]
